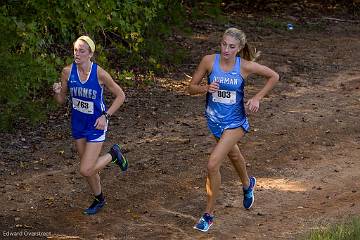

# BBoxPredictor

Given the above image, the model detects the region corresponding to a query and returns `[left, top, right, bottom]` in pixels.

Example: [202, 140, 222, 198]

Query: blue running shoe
[110, 144, 128, 172]
[243, 176, 256, 209]
[193, 213, 213, 232]
[83, 197, 106, 215]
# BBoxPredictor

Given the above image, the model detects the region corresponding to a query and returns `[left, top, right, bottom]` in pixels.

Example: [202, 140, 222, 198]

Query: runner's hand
[246, 97, 260, 112]
[53, 82, 62, 94]
[207, 81, 219, 93]
[94, 115, 107, 130]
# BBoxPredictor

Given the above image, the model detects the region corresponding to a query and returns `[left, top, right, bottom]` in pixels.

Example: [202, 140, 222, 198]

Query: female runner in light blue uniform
[189, 28, 279, 232]
[206, 53, 250, 138]
[53, 36, 128, 215]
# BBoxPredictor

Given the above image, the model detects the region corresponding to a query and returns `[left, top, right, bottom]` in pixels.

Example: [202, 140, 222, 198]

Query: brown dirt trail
[1, 16, 359, 240]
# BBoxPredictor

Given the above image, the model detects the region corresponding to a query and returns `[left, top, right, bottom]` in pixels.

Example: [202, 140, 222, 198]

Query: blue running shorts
[72, 128, 106, 142]
[207, 118, 250, 139]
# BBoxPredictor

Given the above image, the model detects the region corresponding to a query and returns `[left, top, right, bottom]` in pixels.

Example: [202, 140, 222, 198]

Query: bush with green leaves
[0, 0, 188, 131]
[0, 8, 57, 130]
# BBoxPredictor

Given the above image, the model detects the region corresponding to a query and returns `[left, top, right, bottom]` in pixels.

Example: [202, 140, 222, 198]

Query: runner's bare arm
[241, 60, 279, 112]
[98, 67, 125, 116]
[53, 65, 70, 105]
[188, 55, 218, 95]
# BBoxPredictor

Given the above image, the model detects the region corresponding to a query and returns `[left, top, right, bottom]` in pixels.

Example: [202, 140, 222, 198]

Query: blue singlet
[68, 62, 107, 142]
[205, 54, 250, 138]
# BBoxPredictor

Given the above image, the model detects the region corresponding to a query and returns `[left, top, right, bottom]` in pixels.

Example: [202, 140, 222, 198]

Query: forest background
[1, 0, 359, 131]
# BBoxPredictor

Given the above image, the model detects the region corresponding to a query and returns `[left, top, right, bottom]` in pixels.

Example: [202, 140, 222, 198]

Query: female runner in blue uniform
[189, 28, 279, 232]
[53, 36, 128, 215]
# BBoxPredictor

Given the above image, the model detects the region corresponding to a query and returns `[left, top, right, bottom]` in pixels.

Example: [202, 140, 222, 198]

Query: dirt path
[1, 17, 360, 240]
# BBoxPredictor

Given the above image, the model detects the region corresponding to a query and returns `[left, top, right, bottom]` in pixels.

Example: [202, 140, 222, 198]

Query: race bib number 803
[212, 90, 236, 104]
[72, 98, 94, 114]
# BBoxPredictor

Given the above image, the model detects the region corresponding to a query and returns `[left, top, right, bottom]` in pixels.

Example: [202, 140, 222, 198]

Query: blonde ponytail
[224, 28, 260, 61]
[240, 42, 260, 61]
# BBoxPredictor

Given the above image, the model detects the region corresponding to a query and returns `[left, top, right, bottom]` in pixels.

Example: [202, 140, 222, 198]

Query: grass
[303, 217, 360, 240]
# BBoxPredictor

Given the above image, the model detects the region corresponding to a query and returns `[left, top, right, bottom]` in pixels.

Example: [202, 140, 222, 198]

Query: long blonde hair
[223, 28, 260, 61]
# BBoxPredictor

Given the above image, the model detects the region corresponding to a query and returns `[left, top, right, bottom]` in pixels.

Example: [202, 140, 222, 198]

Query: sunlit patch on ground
[258, 178, 307, 192]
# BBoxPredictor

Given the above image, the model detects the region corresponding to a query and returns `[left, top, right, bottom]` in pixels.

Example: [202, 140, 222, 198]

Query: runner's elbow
[274, 72, 280, 82]
[54, 95, 66, 105]
[270, 72, 280, 84]
[188, 84, 199, 95]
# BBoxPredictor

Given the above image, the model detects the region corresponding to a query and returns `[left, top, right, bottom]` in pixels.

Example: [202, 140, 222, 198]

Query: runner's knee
[207, 156, 221, 174]
[80, 166, 96, 177]
[227, 151, 238, 160]
[227, 145, 241, 159]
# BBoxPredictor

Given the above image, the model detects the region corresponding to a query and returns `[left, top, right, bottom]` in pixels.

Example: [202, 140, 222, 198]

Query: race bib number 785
[212, 90, 236, 104]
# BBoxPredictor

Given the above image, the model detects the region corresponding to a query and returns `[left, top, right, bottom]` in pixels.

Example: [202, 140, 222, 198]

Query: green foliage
[115, 70, 136, 87]
[2, 0, 356, 131]
[140, 0, 190, 74]
[0, 0, 189, 131]
[113, 69, 156, 87]
[190, 0, 220, 17]
[303, 217, 360, 240]
[0, 8, 57, 131]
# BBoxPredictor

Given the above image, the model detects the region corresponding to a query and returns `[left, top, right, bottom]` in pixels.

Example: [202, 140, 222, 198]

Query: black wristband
[102, 111, 110, 120]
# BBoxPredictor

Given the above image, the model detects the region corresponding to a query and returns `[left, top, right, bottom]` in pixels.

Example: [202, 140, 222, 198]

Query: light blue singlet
[205, 54, 250, 138]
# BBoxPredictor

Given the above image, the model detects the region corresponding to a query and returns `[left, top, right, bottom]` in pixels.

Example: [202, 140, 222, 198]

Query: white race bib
[212, 90, 236, 104]
[72, 98, 94, 114]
